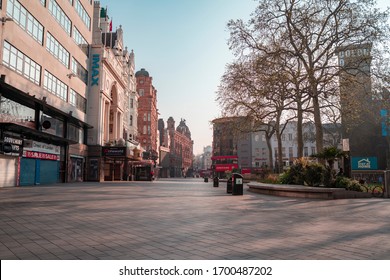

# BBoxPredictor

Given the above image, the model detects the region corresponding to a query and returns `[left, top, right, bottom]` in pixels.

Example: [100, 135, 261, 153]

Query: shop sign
[351, 157, 378, 170]
[23, 150, 60, 161]
[24, 140, 60, 155]
[2, 135, 23, 156]
[102, 146, 126, 157]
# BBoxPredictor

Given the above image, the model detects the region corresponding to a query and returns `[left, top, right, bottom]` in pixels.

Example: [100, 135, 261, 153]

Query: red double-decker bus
[211, 155, 239, 178]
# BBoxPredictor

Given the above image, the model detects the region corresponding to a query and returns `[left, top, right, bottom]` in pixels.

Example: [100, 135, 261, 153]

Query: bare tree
[227, 0, 390, 154]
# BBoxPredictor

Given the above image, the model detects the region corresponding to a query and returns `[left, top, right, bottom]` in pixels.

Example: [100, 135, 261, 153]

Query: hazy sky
[99, 0, 389, 155]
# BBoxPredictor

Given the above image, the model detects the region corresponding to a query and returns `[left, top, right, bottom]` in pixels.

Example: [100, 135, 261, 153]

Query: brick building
[135, 68, 158, 158]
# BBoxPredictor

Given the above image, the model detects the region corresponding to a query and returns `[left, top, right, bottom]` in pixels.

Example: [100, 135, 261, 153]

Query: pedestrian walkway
[0, 178, 389, 259]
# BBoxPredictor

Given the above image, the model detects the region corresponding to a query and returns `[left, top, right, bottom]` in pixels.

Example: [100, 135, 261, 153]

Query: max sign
[91, 54, 100, 86]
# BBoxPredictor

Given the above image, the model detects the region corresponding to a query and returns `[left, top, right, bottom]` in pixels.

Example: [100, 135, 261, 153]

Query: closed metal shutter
[0, 157, 16, 187]
[20, 158, 36, 186]
[39, 160, 59, 184]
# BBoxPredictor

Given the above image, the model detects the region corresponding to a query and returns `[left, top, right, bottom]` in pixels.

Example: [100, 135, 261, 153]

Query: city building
[337, 43, 388, 172]
[212, 117, 342, 175]
[86, 2, 139, 181]
[0, 0, 94, 187]
[166, 117, 193, 177]
[211, 117, 240, 178]
[135, 68, 158, 159]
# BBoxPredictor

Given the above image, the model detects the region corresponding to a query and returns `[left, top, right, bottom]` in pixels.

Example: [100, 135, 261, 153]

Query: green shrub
[304, 163, 324, 187]
[346, 180, 363, 192]
[262, 174, 280, 184]
[334, 176, 351, 189]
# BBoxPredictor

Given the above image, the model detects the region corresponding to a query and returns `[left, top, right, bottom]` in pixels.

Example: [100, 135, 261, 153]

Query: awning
[0, 77, 93, 129]
[0, 123, 77, 145]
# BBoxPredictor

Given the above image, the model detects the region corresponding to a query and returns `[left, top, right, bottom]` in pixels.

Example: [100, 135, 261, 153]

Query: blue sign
[351, 157, 378, 170]
[91, 54, 100, 86]
[381, 109, 388, 136]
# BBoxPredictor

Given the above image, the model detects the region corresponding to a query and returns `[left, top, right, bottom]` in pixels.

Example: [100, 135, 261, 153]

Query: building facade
[212, 117, 342, 175]
[87, 2, 139, 181]
[0, 0, 93, 187]
[135, 68, 158, 159]
[166, 117, 193, 177]
[337, 43, 388, 171]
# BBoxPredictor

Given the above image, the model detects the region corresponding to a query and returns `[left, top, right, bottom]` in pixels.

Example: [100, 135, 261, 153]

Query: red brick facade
[135, 68, 158, 153]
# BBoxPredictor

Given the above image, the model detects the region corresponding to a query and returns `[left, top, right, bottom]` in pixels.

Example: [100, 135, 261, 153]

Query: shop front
[0, 79, 91, 187]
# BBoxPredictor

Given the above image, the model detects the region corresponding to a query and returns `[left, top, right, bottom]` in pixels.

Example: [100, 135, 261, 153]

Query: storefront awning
[0, 77, 93, 129]
[0, 123, 77, 146]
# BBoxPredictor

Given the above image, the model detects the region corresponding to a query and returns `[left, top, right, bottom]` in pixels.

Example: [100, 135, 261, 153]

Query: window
[71, 57, 88, 84]
[75, 0, 90, 30]
[2, 41, 41, 85]
[143, 113, 147, 121]
[289, 147, 293, 159]
[282, 147, 286, 158]
[130, 98, 134, 108]
[139, 89, 144, 96]
[72, 27, 89, 56]
[68, 124, 84, 144]
[281, 134, 286, 141]
[46, 33, 70, 68]
[143, 125, 146, 134]
[48, 0, 71, 36]
[70, 89, 86, 113]
[7, 0, 44, 45]
[311, 147, 316, 156]
[130, 115, 133, 126]
[0, 95, 35, 128]
[304, 147, 308, 157]
[147, 112, 150, 122]
[288, 133, 293, 141]
[40, 0, 46, 6]
[43, 70, 68, 101]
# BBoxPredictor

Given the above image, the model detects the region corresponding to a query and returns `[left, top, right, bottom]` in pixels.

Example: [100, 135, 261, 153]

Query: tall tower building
[338, 43, 388, 170]
[135, 68, 158, 155]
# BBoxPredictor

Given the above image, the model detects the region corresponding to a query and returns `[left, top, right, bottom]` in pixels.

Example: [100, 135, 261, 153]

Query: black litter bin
[232, 173, 243, 195]
[204, 177, 208, 182]
[213, 176, 219, 187]
[226, 177, 232, 193]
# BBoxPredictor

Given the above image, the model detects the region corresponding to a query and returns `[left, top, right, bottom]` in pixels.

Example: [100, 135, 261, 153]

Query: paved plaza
[0, 178, 389, 260]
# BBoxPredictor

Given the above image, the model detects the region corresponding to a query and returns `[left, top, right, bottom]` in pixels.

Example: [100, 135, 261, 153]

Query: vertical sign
[91, 54, 100, 86]
[381, 109, 388, 136]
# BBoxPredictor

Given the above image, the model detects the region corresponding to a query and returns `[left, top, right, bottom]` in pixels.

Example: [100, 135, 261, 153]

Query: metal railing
[351, 170, 389, 198]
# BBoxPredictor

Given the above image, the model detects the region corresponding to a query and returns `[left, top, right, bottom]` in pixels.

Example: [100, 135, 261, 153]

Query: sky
[99, 0, 389, 155]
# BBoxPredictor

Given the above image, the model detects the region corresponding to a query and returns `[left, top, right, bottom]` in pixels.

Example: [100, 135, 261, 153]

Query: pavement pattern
[1, 178, 389, 260]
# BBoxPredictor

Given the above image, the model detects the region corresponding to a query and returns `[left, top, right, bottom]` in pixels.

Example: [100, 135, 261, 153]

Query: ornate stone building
[166, 117, 193, 177]
[87, 2, 139, 181]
